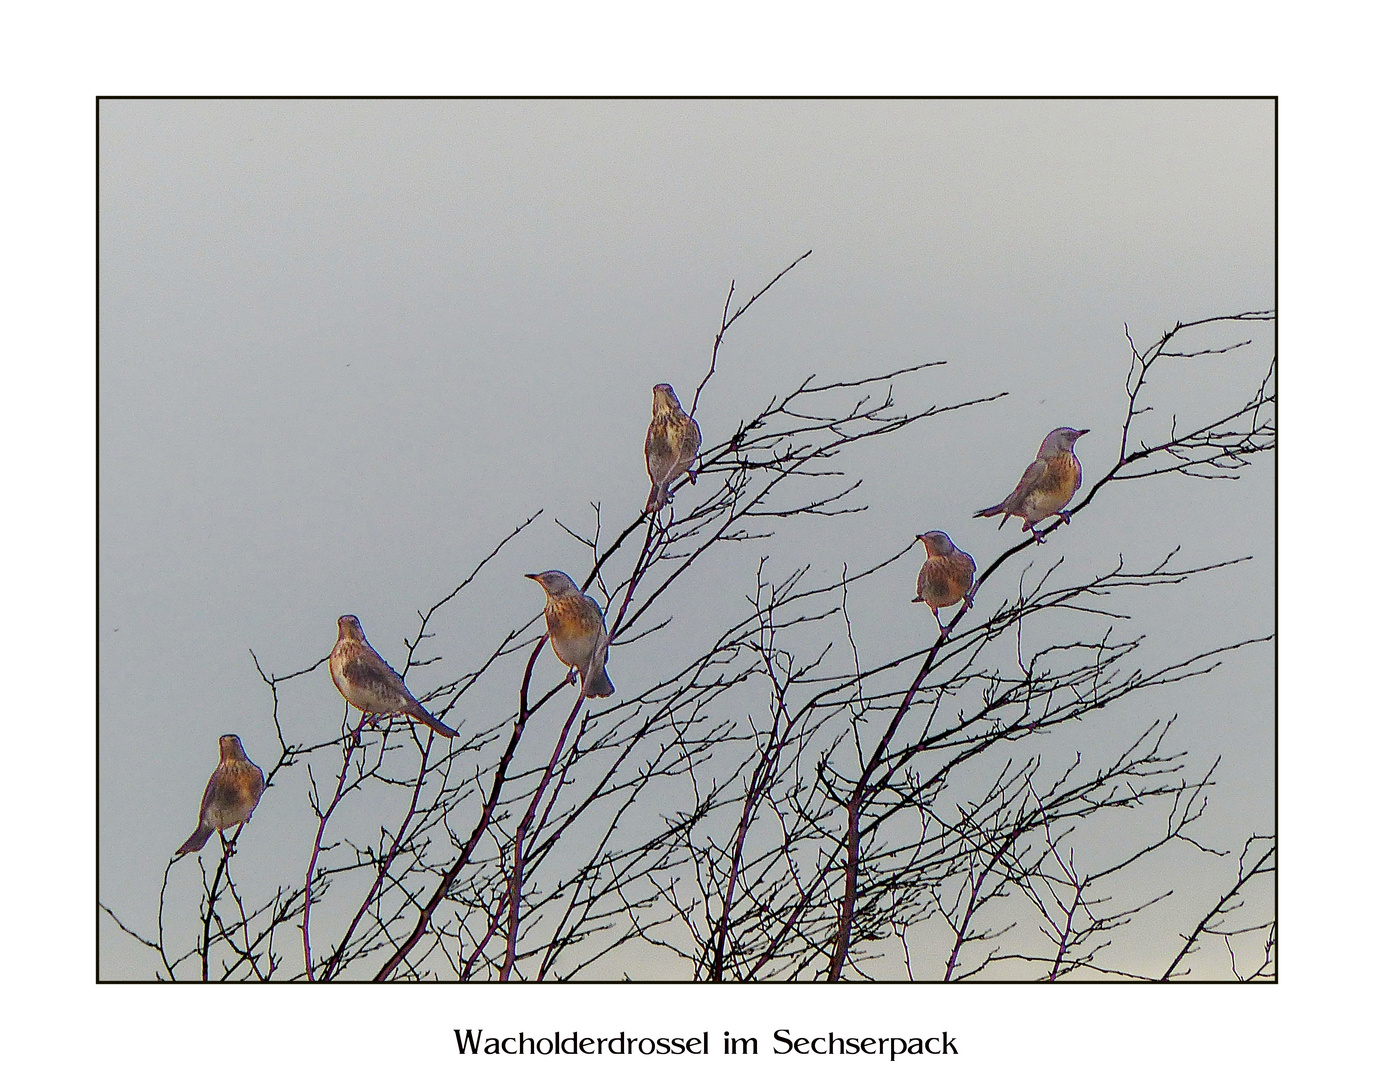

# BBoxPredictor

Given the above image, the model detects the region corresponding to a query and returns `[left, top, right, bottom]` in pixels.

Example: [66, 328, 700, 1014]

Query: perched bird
[526, 570, 614, 698]
[329, 615, 458, 737]
[974, 427, 1089, 542]
[645, 383, 702, 513]
[176, 734, 266, 856]
[912, 531, 977, 637]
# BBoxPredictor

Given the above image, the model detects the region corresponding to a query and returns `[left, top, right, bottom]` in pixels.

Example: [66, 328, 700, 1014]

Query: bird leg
[1058, 510, 1072, 525]
[565, 666, 579, 687]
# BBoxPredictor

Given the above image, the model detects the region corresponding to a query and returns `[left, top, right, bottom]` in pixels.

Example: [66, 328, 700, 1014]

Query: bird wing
[954, 552, 976, 593]
[583, 616, 614, 696]
[197, 770, 223, 822]
[1003, 458, 1048, 509]
[245, 762, 266, 804]
[591, 608, 609, 653]
[345, 650, 416, 710]
[579, 596, 610, 674]
[680, 416, 702, 467]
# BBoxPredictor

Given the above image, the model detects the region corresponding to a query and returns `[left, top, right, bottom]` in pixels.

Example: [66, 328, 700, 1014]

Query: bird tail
[585, 669, 614, 698]
[584, 652, 615, 698]
[177, 823, 213, 856]
[974, 503, 1013, 529]
[646, 483, 668, 513]
[410, 704, 459, 739]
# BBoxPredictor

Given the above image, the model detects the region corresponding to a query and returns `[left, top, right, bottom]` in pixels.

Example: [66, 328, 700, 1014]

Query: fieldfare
[975, 427, 1089, 542]
[645, 383, 702, 513]
[329, 615, 459, 737]
[526, 571, 614, 698]
[912, 531, 977, 637]
[176, 734, 266, 855]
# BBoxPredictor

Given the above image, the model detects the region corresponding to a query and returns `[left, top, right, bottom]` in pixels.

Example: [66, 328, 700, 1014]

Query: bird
[329, 615, 459, 737]
[645, 383, 702, 513]
[525, 570, 614, 697]
[912, 531, 977, 637]
[974, 427, 1089, 542]
[176, 734, 266, 856]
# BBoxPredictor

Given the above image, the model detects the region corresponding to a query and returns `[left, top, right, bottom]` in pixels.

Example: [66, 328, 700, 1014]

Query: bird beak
[524, 573, 540, 581]
[1077, 428, 1090, 436]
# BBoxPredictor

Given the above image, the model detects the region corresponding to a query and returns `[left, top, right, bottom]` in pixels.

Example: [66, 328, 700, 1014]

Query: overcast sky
[98, 98, 1274, 980]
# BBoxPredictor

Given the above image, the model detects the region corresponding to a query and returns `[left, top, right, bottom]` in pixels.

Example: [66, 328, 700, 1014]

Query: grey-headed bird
[975, 427, 1088, 542]
[913, 531, 977, 637]
[526, 571, 614, 698]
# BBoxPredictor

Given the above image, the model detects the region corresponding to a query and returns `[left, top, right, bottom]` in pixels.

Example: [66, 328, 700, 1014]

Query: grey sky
[98, 99, 1274, 979]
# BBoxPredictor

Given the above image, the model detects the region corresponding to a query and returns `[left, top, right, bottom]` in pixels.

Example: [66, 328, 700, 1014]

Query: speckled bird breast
[204, 763, 265, 828]
[918, 554, 975, 608]
[545, 598, 602, 668]
[1024, 452, 1081, 519]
